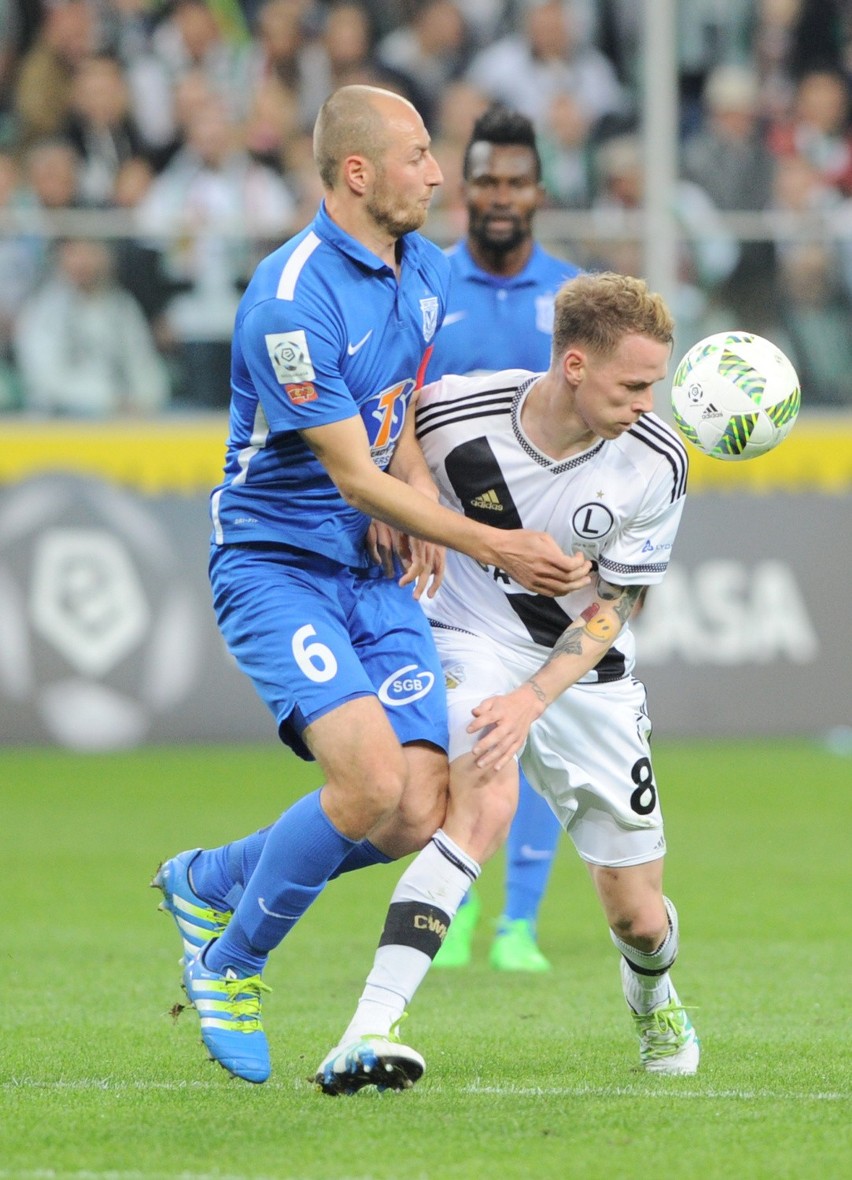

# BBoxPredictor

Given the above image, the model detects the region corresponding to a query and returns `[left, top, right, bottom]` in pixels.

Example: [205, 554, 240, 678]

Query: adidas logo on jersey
[470, 489, 503, 511]
[701, 403, 724, 420]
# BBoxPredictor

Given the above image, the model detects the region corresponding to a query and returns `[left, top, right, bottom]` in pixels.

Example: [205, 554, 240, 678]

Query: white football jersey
[416, 370, 689, 682]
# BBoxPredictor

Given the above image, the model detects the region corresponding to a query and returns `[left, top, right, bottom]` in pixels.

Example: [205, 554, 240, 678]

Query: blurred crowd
[1, 0, 851, 413]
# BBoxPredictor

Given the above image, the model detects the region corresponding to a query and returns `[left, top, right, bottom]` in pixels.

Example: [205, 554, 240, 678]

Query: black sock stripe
[379, 901, 451, 958]
[432, 834, 477, 882]
[621, 952, 677, 977]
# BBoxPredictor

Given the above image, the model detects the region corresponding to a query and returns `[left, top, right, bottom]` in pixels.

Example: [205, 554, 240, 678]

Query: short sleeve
[238, 295, 357, 433]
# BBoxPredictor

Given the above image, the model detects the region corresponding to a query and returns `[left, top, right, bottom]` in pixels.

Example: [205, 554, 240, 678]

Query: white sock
[612, 896, 679, 1014]
[339, 831, 480, 1043]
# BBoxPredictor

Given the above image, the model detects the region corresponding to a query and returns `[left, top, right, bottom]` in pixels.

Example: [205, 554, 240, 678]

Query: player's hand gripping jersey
[210, 202, 449, 567]
[416, 371, 689, 682]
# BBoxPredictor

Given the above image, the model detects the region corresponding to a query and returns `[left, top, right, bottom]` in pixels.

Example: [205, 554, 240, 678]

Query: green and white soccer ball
[671, 331, 801, 460]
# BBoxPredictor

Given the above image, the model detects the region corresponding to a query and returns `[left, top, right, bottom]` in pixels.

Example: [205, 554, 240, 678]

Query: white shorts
[434, 627, 666, 868]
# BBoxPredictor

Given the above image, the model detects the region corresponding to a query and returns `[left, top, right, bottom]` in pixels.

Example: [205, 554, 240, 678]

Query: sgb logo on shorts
[378, 663, 436, 706]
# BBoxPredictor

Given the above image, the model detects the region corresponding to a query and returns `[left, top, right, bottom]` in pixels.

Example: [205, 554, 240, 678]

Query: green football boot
[489, 917, 551, 972]
[432, 888, 482, 968]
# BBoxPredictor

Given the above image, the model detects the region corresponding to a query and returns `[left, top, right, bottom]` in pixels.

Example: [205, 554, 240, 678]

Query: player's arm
[468, 578, 647, 770]
[387, 400, 440, 499]
[300, 414, 591, 598]
[373, 400, 446, 599]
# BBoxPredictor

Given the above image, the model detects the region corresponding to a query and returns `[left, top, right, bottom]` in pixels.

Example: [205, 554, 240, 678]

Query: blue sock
[329, 839, 392, 878]
[503, 772, 561, 923]
[189, 827, 271, 911]
[192, 831, 391, 911]
[205, 789, 356, 976]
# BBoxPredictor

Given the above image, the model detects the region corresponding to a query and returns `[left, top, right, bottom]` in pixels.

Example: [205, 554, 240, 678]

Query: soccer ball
[670, 331, 801, 460]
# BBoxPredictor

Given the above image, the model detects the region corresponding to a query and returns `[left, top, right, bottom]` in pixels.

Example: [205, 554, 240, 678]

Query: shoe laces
[361, 1013, 408, 1047]
[634, 1001, 695, 1054]
[220, 973, 272, 1032]
[203, 905, 233, 926]
[387, 1013, 409, 1043]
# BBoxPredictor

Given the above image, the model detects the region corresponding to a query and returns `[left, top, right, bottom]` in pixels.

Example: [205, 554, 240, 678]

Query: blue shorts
[209, 543, 448, 760]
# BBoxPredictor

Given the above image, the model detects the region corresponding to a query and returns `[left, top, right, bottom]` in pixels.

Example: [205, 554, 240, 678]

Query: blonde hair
[552, 272, 674, 359]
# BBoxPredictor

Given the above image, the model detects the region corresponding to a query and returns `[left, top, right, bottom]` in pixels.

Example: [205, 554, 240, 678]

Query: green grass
[2, 740, 849, 1179]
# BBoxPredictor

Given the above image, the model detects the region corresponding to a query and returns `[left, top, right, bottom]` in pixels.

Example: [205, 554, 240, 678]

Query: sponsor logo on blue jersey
[378, 663, 436, 706]
[363, 378, 415, 468]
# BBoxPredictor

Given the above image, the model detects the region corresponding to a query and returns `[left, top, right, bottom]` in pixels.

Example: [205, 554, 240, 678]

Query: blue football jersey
[210, 201, 449, 567]
[424, 240, 580, 379]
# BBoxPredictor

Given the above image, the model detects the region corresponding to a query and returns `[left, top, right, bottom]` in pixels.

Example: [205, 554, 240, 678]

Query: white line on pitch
[460, 1083, 849, 1101]
[1, 1078, 847, 1102]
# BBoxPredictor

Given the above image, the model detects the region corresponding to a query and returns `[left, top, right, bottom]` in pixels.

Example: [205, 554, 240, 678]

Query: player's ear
[562, 347, 585, 386]
[342, 153, 371, 196]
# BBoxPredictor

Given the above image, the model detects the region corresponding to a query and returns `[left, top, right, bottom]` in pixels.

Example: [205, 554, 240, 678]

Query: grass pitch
[2, 739, 849, 1179]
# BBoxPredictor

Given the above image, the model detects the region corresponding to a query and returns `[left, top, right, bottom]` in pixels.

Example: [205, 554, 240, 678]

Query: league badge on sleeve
[265, 330, 316, 384]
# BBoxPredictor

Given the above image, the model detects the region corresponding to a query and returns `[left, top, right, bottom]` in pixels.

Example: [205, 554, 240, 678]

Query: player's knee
[443, 770, 516, 862]
[366, 760, 410, 820]
[401, 791, 449, 851]
[335, 745, 410, 831]
[609, 902, 668, 952]
[393, 760, 449, 851]
[487, 788, 518, 846]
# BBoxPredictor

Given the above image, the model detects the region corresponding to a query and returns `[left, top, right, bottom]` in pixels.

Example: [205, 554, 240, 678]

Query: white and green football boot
[314, 1031, 425, 1096]
[622, 961, 700, 1074]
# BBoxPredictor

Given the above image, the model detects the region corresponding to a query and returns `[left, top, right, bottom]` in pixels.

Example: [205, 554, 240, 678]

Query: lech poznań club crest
[420, 297, 438, 343]
[535, 294, 555, 334]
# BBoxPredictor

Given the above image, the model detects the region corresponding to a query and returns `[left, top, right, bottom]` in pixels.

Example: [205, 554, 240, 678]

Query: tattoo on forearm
[526, 677, 547, 704]
[543, 584, 647, 665]
[614, 584, 644, 623]
[546, 628, 584, 663]
[598, 579, 644, 621]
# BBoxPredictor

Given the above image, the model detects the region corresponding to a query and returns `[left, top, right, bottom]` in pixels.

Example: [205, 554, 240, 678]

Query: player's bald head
[313, 85, 418, 189]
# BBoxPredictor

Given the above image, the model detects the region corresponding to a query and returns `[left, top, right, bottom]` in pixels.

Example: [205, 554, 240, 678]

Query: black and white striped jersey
[416, 369, 688, 682]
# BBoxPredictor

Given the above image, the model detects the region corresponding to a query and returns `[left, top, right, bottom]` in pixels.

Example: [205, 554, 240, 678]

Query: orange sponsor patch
[285, 382, 318, 404]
